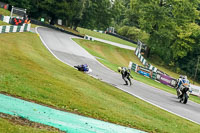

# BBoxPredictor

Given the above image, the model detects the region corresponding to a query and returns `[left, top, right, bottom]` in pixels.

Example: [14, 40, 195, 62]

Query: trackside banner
[190, 85, 200, 97]
[157, 74, 177, 87]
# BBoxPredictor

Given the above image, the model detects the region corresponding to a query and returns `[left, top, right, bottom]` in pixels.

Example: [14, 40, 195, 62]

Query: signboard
[11, 18, 24, 25]
[190, 84, 200, 96]
[58, 19, 62, 25]
[159, 74, 177, 87]
[41, 18, 44, 22]
[137, 66, 152, 78]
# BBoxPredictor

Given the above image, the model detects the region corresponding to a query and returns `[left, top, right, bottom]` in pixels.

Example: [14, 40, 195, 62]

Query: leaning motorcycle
[74, 64, 92, 73]
[179, 83, 191, 104]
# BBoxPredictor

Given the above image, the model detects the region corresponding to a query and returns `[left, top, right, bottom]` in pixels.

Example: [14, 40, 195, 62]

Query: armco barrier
[0, 24, 31, 33]
[129, 62, 138, 72]
[93, 30, 106, 34]
[152, 72, 157, 80]
[135, 47, 167, 74]
[84, 35, 94, 41]
[135, 48, 147, 66]
[106, 32, 137, 44]
[0, 15, 10, 23]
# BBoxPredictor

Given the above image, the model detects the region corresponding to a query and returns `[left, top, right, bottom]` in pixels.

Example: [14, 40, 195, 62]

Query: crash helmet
[179, 75, 183, 79]
[183, 75, 187, 80]
[118, 67, 122, 72]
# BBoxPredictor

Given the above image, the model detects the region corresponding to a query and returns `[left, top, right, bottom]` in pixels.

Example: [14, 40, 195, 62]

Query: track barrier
[84, 35, 94, 41]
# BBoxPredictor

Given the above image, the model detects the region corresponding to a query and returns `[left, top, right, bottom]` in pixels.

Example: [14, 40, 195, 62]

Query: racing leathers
[119, 67, 132, 86]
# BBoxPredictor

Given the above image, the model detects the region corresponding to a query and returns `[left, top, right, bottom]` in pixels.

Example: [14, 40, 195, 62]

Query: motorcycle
[178, 82, 191, 104]
[74, 64, 92, 73]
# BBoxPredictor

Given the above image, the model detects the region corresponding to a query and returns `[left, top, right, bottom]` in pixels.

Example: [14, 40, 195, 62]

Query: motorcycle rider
[176, 75, 183, 98]
[118, 67, 132, 86]
[74, 64, 89, 72]
[177, 75, 190, 98]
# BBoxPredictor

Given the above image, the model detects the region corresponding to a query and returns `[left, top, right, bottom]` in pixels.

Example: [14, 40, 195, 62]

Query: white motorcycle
[178, 82, 191, 104]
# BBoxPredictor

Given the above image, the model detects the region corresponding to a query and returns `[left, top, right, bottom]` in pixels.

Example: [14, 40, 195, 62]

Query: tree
[80, 0, 113, 30]
[111, 0, 126, 27]
[132, 0, 200, 64]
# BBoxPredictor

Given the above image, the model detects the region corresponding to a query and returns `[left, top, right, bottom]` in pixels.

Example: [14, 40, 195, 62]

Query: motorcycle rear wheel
[182, 93, 188, 104]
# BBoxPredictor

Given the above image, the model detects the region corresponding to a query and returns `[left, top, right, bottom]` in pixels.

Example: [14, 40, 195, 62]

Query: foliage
[117, 26, 149, 43]
[80, 0, 113, 30]
[1, 0, 200, 81]
[1, 0, 113, 30]
[124, 0, 200, 81]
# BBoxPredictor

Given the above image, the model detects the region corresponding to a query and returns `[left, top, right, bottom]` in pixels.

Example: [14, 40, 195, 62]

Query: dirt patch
[0, 113, 65, 133]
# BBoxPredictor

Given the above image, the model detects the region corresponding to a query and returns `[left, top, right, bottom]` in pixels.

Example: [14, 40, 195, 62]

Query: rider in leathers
[176, 75, 183, 98]
[176, 75, 190, 98]
[118, 67, 132, 86]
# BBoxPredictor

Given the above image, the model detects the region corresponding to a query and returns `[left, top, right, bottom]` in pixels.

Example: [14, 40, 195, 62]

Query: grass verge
[31, 24, 40, 28]
[77, 27, 137, 47]
[0, 32, 200, 133]
[0, 20, 9, 26]
[0, 8, 11, 16]
[56, 25, 84, 36]
[0, 113, 61, 133]
[73, 38, 200, 104]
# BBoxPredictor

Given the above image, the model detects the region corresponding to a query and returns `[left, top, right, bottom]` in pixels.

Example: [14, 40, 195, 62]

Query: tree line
[1, 0, 114, 30]
[1, 0, 200, 82]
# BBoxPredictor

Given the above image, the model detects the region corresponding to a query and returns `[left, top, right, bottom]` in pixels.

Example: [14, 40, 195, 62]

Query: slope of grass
[56, 25, 84, 36]
[0, 8, 11, 16]
[0, 117, 60, 133]
[73, 38, 200, 104]
[0, 32, 200, 133]
[77, 27, 137, 47]
[0, 20, 9, 26]
[31, 24, 40, 28]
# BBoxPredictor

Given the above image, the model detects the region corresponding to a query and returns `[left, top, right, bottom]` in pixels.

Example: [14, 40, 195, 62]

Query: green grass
[73, 38, 200, 104]
[0, 20, 9, 26]
[0, 8, 11, 16]
[77, 27, 137, 47]
[0, 32, 200, 133]
[31, 24, 40, 28]
[56, 25, 84, 36]
[0, 8, 10, 26]
[0, 117, 60, 133]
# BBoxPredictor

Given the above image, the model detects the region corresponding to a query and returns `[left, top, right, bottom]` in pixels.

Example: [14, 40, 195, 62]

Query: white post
[10, 6, 14, 18]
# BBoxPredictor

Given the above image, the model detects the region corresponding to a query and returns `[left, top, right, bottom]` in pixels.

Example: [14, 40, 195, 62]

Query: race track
[37, 27, 200, 125]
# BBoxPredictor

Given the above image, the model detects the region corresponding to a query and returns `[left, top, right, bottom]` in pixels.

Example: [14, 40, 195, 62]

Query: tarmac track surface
[37, 27, 200, 125]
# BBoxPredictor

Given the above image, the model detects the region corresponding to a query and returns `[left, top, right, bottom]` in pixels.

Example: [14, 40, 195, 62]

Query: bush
[117, 26, 149, 43]
[117, 26, 129, 36]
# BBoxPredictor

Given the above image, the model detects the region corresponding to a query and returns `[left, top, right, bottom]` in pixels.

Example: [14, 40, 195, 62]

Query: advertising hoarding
[159, 74, 177, 87]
